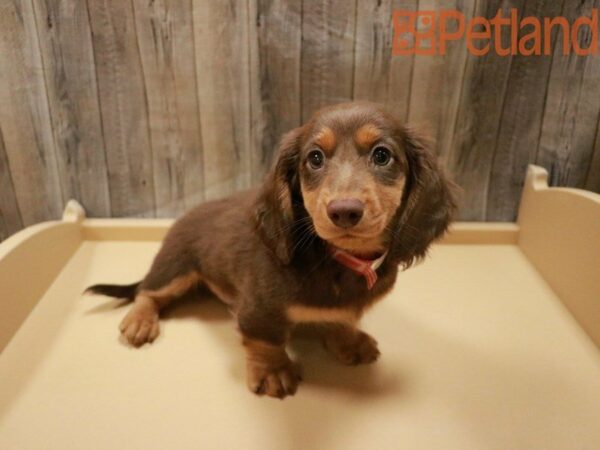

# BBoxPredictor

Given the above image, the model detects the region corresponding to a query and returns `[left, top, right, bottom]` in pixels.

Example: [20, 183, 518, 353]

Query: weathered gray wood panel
[0, 128, 23, 241]
[585, 120, 600, 192]
[536, 0, 600, 193]
[249, 0, 302, 182]
[133, 0, 205, 217]
[32, 0, 111, 218]
[0, 0, 599, 239]
[446, 0, 525, 221]
[87, 0, 156, 218]
[0, 0, 64, 228]
[301, 0, 358, 121]
[487, 0, 566, 221]
[353, 0, 416, 121]
[408, 0, 475, 164]
[193, 0, 252, 200]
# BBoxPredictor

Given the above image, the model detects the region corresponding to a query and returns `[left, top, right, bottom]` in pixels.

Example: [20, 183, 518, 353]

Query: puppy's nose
[327, 199, 364, 229]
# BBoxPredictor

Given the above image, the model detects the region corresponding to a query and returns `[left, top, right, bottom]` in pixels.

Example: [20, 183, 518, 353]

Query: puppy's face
[257, 101, 456, 267]
[298, 105, 408, 255]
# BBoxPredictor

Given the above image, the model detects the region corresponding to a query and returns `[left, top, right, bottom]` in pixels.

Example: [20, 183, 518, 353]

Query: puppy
[86, 101, 457, 398]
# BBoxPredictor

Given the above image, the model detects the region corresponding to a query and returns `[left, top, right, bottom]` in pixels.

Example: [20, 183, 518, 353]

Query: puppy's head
[256, 102, 457, 266]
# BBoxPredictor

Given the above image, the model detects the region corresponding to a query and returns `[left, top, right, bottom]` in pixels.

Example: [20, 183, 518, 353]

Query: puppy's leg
[120, 272, 200, 347]
[238, 308, 300, 398]
[242, 337, 301, 399]
[323, 323, 380, 365]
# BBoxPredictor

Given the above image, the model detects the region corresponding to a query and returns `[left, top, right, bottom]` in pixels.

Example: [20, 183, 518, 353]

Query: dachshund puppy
[87, 101, 457, 399]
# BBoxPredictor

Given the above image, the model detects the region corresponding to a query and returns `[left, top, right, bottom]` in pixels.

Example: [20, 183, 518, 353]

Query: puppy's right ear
[255, 127, 304, 264]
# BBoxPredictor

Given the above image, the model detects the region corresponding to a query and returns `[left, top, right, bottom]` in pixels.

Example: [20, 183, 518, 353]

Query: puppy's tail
[84, 281, 141, 301]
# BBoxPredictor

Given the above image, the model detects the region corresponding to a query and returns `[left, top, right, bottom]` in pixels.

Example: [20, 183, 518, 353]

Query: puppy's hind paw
[119, 306, 160, 347]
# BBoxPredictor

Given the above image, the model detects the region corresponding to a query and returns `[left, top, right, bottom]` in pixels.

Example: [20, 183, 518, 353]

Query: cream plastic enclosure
[0, 165, 599, 450]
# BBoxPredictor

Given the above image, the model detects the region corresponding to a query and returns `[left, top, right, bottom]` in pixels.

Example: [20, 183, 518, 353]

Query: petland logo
[392, 9, 599, 56]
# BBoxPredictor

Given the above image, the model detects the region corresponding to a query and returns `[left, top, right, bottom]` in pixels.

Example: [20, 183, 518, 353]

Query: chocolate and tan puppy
[87, 101, 457, 398]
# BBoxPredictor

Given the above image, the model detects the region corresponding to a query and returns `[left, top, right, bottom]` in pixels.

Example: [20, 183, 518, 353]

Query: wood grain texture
[585, 117, 600, 192]
[249, 0, 302, 182]
[301, 0, 358, 122]
[1, 0, 599, 239]
[0, 0, 63, 226]
[193, 0, 252, 200]
[32, 0, 111, 218]
[87, 0, 155, 218]
[408, 0, 475, 163]
[0, 127, 23, 241]
[446, 0, 525, 221]
[353, 0, 416, 122]
[132, 0, 204, 217]
[536, 0, 600, 193]
[487, 0, 566, 221]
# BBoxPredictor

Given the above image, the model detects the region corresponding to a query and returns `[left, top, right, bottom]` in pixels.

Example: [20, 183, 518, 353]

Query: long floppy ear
[255, 127, 305, 264]
[390, 126, 458, 267]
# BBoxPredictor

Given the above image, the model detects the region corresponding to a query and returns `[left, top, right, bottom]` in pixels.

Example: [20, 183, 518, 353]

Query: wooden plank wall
[0, 0, 599, 240]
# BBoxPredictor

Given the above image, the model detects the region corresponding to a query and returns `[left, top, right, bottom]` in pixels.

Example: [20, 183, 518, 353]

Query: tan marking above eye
[355, 124, 382, 149]
[313, 126, 337, 154]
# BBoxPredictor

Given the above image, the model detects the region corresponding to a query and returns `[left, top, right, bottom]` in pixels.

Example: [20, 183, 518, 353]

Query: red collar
[328, 247, 388, 290]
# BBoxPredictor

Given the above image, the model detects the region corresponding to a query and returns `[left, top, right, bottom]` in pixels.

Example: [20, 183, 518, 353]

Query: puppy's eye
[307, 149, 325, 170]
[371, 146, 392, 166]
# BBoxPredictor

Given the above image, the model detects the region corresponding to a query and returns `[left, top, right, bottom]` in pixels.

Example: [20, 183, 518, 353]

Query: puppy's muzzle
[326, 198, 364, 229]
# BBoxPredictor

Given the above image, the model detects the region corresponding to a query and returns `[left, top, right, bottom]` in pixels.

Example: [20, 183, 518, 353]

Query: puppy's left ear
[255, 126, 305, 264]
[390, 126, 458, 267]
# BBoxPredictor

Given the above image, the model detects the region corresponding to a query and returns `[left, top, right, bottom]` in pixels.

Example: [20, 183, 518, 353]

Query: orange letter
[439, 10, 465, 55]
[413, 11, 437, 55]
[572, 9, 598, 56]
[510, 8, 519, 55]
[467, 17, 491, 56]
[518, 17, 542, 55]
[544, 17, 570, 55]
[490, 9, 511, 56]
[392, 10, 417, 56]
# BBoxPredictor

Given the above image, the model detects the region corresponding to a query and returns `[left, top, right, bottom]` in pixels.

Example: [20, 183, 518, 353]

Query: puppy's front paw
[326, 330, 380, 365]
[119, 302, 160, 347]
[247, 361, 302, 399]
